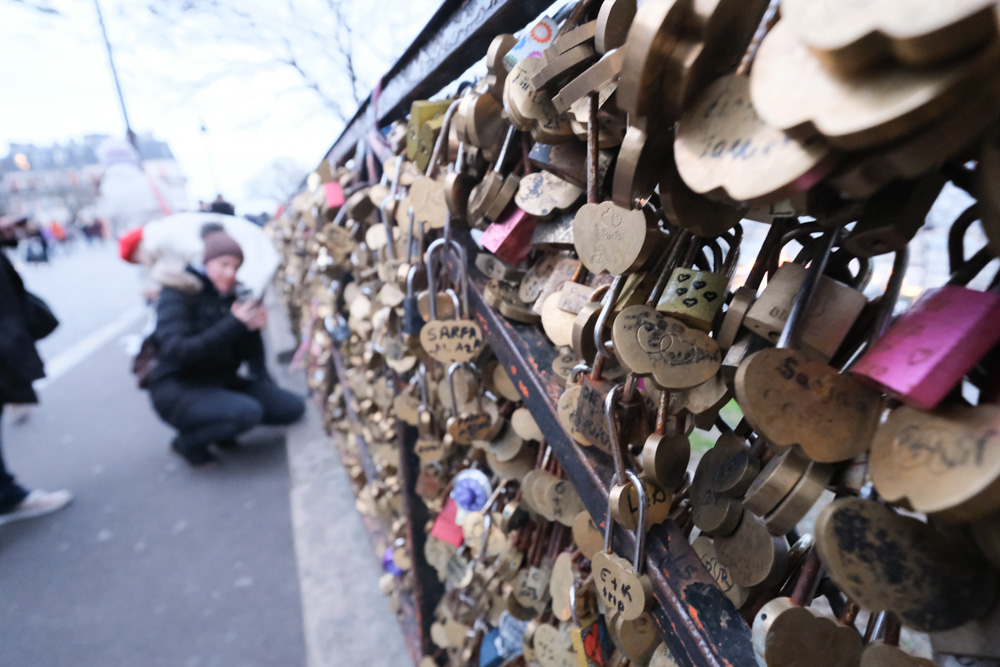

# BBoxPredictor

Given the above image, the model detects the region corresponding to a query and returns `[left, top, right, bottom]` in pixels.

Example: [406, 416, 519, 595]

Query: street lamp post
[93, 0, 139, 156]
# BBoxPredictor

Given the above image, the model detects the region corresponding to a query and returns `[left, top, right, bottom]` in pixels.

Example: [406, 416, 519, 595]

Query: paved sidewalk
[0, 245, 409, 666]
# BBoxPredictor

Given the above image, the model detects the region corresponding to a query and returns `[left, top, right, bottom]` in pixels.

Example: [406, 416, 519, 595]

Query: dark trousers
[0, 404, 30, 512]
[168, 379, 305, 453]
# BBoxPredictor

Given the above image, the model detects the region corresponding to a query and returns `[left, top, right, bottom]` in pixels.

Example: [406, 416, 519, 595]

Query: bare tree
[244, 157, 309, 203]
[6, 0, 60, 13]
[121, 0, 427, 122]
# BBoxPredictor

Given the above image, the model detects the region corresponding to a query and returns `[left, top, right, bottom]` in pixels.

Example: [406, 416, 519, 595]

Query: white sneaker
[0, 489, 73, 526]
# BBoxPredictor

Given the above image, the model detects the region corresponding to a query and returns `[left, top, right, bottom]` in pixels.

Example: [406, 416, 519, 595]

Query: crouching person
[148, 224, 304, 466]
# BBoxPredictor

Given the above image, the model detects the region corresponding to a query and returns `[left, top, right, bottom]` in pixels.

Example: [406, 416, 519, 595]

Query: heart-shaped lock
[573, 201, 657, 275]
[753, 598, 863, 667]
[674, 73, 833, 206]
[409, 175, 448, 230]
[612, 305, 722, 390]
[861, 642, 936, 667]
[515, 170, 584, 219]
[781, 0, 1000, 74]
[870, 404, 1000, 522]
[532, 623, 576, 667]
[690, 433, 756, 537]
[592, 548, 627, 614]
[714, 511, 788, 589]
[615, 610, 660, 664]
[735, 348, 882, 462]
[751, 20, 1000, 151]
[816, 497, 998, 632]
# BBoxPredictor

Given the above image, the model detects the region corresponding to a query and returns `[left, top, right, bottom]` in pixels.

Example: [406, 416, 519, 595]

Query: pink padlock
[323, 182, 345, 209]
[852, 284, 1000, 410]
[482, 205, 537, 266]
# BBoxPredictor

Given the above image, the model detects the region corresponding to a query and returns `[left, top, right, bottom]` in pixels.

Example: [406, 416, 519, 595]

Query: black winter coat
[148, 267, 267, 422]
[0, 249, 45, 404]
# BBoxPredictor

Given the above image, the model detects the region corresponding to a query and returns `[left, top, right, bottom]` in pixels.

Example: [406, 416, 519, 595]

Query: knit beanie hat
[201, 223, 244, 264]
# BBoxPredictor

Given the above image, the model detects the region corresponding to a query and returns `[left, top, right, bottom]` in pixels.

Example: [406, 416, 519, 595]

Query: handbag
[23, 291, 59, 340]
[132, 334, 159, 389]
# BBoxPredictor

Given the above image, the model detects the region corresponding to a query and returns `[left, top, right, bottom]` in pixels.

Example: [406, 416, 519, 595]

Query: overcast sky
[0, 0, 439, 213]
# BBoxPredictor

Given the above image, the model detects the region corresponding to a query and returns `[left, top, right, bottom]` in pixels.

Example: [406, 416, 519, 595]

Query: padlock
[656, 229, 741, 332]
[445, 362, 496, 446]
[736, 228, 883, 463]
[413, 363, 449, 464]
[468, 125, 521, 229]
[606, 385, 674, 530]
[482, 206, 537, 266]
[743, 229, 868, 362]
[851, 247, 1000, 410]
[752, 548, 863, 667]
[419, 239, 485, 365]
[407, 98, 454, 162]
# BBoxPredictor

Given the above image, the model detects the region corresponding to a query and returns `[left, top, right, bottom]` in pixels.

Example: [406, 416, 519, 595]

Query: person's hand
[231, 301, 259, 327]
[245, 305, 268, 331]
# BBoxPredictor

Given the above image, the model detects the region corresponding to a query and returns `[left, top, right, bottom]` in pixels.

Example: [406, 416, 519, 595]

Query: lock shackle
[571, 363, 591, 383]
[868, 249, 908, 346]
[772, 222, 824, 274]
[720, 225, 743, 278]
[388, 149, 405, 199]
[777, 228, 837, 350]
[473, 511, 492, 567]
[603, 472, 622, 553]
[448, 239, 472, 319]
[416, 362, 430, 410]
[494, 125, 518, 176]
[594, 275, 626, 365]
[852, 255, 873, 291]
[331, 203, 350, 228]
[680, 234, 704, 270]
[484, 480, 510, 513]
[604, 383, 630, 485]
[427, 97, 463, 179]
[948, 203, 982, 274]
[947, 244, 993, 286]
[625, 469, 647, 574]
[705, 238, 724, 273]
[569, 579, 582, 627]
[648, 231, 691, 306]
[425, 239, 448, 321]
[746, 218, 792, 291]
[406, 263, 422, 298]
[453, 140, 465, 174]
[378, 200, 398, 262]
[404, 205, 417, 265]
[825, 246, 873, 291]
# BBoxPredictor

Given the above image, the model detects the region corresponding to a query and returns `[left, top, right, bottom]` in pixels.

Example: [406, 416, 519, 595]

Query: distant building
[0, 133, 187, 233]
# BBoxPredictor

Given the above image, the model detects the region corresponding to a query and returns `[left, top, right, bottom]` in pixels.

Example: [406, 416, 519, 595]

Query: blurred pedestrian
[0, 222, 72, 525]
[146, 224, 304, 466]
[208, 195, 235, 216]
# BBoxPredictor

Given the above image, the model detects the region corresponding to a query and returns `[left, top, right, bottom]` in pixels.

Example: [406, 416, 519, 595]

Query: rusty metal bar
[324, 0, 555, 167]
[441, 232, 755, 667]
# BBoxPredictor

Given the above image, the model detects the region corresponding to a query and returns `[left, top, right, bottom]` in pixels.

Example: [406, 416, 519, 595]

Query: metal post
[94, 0, 138, 155]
